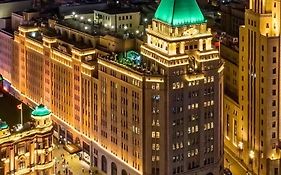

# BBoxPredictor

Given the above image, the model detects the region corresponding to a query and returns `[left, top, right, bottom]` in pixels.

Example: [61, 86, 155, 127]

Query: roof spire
[154, 0, 205, 27]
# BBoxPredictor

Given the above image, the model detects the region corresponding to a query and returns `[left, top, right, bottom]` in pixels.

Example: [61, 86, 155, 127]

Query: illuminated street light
[74, 14, 78, 18]
[104, 24, 108, 27]
[80, 16, 84, 20]
[238, 141, 243, 150]
[144, 18, 148, 22]
[124, 26, 128, 30]
[135, 30, 139, 34]
[72, 12, 76, 15]
[111, 26, 114, 29]
[85, 26, 88, 30]
[249, 150, 255, 159]
[88, 19, 91, 22]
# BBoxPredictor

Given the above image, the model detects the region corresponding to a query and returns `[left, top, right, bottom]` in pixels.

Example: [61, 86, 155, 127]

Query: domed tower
[31, 104, 52, 128]
[0, 120, 10, 138]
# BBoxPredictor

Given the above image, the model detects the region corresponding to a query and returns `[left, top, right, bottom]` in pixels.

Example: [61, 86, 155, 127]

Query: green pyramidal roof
[32, 104, 51, 117]
[154, 0, 205, 27]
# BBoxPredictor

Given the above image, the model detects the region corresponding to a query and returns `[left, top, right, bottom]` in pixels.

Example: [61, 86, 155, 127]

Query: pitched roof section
[154, 0, 206, 27]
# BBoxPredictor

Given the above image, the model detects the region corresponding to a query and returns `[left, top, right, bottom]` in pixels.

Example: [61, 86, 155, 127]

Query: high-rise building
[0, 104, 54, 175]
[224, 0, 281, 173]
[0, 0, 224, 174]
[141, 0, 224, 174]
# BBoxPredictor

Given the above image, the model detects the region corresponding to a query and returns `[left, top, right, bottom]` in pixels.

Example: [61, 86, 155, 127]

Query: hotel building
[0, 104, 54, 175]
[223, 0, 281, 173]
[0, 0, 224, 174]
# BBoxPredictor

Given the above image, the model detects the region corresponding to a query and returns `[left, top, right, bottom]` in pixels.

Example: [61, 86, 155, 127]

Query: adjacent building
[0, 104, 54, 175]
[224, 0, 281, 173]
[93, 8, 141, 32]
[220, 1, 246, 37]
[0, 0, 224, 174]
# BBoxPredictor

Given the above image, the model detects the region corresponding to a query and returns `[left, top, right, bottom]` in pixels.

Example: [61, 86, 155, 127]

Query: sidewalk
[224, 146, 254, 175]
[53, 144, 104, 175]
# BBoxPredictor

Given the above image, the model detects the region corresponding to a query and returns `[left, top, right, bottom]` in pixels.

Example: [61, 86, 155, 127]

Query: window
[273, 79, 276, 85]
[262, 45, 264, 51]
[273, 100, 276, 106]
[273, 68, 276, 74]
[273, 47, 277, 52]
[266, 23, 269, 28]
[274, 168, 278, 175]
[273, 57, 276, 63]
[273, 90, 276, 95]
[272, 111, 276, 117]
[272, 122, 276, 127]
[272, 132, 276, 138]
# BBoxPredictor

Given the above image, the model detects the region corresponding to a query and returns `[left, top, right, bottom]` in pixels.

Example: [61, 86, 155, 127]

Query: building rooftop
[99, 50, 157, 75]
[0, 0, 31, 4]
[154, 0, 206, 27]
[98, 7, 140, 14]
[0, 92, 32, 130]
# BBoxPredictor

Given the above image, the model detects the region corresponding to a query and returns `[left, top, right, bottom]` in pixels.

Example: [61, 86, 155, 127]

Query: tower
[31, 104, 52, 128]
[0, 120, 10, 138]
[237, 0, 281, 173]
[141, 0, 224, 173]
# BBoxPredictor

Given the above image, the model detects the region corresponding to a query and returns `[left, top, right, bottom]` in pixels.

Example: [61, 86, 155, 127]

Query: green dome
[0, 121, 8, 130]
[32, 104, 51, 117]
[154, 0, 205, 27]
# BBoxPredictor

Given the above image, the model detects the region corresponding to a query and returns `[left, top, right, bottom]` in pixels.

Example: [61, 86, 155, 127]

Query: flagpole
[20, 103, 23, 125]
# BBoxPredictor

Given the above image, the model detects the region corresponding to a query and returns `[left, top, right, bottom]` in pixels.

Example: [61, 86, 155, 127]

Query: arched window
[19, 157, 25, 170]
[101, 155, 107, 173]
[111, 162, 117, 175]
[121, 169, 128, 175]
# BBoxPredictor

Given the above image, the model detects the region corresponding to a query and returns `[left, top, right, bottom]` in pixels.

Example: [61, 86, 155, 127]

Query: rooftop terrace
[99, 50, 158, 75]
[0, 91, 33, 134]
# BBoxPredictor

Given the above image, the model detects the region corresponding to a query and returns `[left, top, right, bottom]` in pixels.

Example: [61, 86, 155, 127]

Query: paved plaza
[53, 143, 103, 175]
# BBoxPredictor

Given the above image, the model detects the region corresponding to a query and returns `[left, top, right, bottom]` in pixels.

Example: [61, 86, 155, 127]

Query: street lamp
[249, 150, 254, 172]
[72, 12, 76, 16]
[238, 141, 243, 159]
[249, 150, 254, 159]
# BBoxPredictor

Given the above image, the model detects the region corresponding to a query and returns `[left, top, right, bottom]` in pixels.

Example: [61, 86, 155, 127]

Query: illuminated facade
[0, 104, 54, 175]
[0, 0, 224, 174]
[224, 0, 281, 173]
[93, 8, 141, 31]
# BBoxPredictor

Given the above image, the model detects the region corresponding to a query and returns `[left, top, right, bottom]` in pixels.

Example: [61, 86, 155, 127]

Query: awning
[63, 144, 82, 154]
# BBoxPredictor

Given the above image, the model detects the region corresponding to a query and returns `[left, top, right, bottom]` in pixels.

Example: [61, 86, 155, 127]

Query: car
[224, 168, 232, 175]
